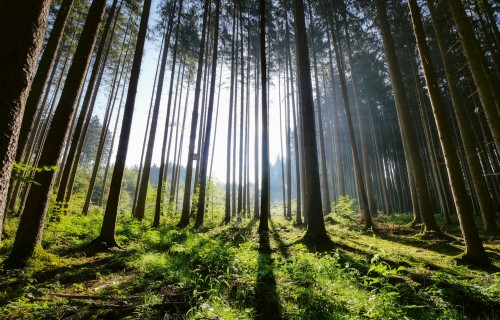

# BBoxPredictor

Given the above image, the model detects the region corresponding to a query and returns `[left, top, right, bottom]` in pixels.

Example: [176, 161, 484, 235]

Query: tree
[0, 0, 51, 242]
[374, 0, 441, 234]
[4, 0, 108, 267]
[16, 0, 76, 164]
[292, 0, 331, 247]
[56, 0, 121, 205]
[177, 0, 211, 228]
[194, 0, 221, 229]
[92, 0, 152, 247]
[445, 0, 500, 156]
[258, 0, 270, 235]
[426, 0, 498, 233]
[135, 0, 177, 221]
[408, 0, 489, 265]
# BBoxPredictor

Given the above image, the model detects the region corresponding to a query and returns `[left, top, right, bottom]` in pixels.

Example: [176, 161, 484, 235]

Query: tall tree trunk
[93, 0, 152, 246]
[194, 0, 221, 229]
[178, 0, 210, 228]
[225, 5, 237, 224]
[409, 0, 489, 265]
[326, 28, 346, 198]
[135, 0, 178, 221]
[427, 0, 498, 233]
[237, 8, 245, 217]
[16, 0, 76, 163]
[153, 0, 183, 228]
[258, 0, 270, 233]
[56, 0, 120, 204]
[374, 0, 441, 233]
[0, 0, 50, 242]
[5, 0, 107, 267]
[253, 39, 260, 220]
[330, 14, 373, 229]
[292, 0, 330, 246]
[82, 42, 127, 215]
[445, 0, 500, 155]
[308, 2, 331, 216]
[342, 5, 377, 216]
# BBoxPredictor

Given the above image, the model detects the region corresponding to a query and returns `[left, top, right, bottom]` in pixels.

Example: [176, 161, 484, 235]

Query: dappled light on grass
[0, 209, 499, 319]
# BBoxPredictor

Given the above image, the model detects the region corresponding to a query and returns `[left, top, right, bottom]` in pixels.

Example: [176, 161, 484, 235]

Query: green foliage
[331, 195, 358, 217]
[1, 200, 499, 320]
[10, 162, 59, 185]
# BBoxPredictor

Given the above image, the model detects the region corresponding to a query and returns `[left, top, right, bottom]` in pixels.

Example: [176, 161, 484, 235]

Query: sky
[102, 1, 292, 184]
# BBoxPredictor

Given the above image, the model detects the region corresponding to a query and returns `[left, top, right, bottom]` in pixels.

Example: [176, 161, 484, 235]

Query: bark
[135, 1, 177, 221]
[374, 0, 441, 233]
[225, 5, 237, 224]
[94, 0, 152, 246]
[56, 0, 120, 204]
[194, 0, 221, 229]
[445, 0, 500, 155]
[292, 0, 330, 246]
[410, 0, 489, 264]
[258, 0, 270, 233]
[16, 0, 75, 162]
[153, 0, 183, 228]
[82, 42, 126, 215]
[0, 0, 50, 242]
[330, 14, 373, 229]
[5, 0, 107, 267]
[177, 0, 210, 228]
[427, 0, 498, 233]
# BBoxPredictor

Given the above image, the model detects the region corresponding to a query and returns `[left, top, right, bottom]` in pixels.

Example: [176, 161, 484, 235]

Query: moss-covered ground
[1, 201, 499, 319]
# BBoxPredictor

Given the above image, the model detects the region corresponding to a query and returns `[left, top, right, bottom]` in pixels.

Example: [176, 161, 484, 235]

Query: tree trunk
[409, 0, 489, 265]
[292, 0, 330, 247]
[94, 0, 152, 246]
[258, 0, 270, 233]
[445, 0, 500, 155]
[194, 0, 221, 229]
[56, 0, 120, 205]
[5, 0, 107, 267]
[135, 0, 177, 221]
[153, 0, 183, 228]
[0, 0, 50, 242]
[330, 14, 373, 229]
[374, 0, 441, 233]
[427, 0, 498, 233]
[16, 0, 76, 163]
[178, 0, 210, 227]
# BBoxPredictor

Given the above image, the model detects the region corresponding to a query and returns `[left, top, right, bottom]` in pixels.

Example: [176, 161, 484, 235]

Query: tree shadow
[372, 231, 464, 256]
[269, 219, 290, 259]
[254, 231, 281, 320]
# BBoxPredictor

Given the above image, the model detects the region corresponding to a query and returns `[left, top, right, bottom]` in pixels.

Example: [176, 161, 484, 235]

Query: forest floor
[0, 205, 499, 319]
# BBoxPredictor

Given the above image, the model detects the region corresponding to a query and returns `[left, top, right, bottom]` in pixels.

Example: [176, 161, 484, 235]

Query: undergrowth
[0, 202, 499, 319]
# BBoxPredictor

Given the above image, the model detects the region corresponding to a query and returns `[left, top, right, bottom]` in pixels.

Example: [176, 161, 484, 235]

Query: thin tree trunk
[330, 14, 373, 229]
[178, 0, 210, 227]
[409, 0, 489, 264]
[374, 0, 441, 233]
[93, 0, 152, 246]
[194, 0, 221, 229]
[135, 1, 178, 221]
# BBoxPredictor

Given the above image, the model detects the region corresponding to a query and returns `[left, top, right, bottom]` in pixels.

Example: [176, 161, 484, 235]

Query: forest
[0, 0, 499, 318]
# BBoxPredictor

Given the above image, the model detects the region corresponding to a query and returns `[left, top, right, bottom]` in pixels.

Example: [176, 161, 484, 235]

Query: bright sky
[105, 3, 291, 184]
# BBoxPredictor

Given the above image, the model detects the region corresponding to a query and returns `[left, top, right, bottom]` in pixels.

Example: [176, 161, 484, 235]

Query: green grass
[0, 203, 499, 319]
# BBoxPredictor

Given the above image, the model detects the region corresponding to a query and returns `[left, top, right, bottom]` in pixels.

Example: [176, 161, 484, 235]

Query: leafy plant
[11, 162, 59, 185]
